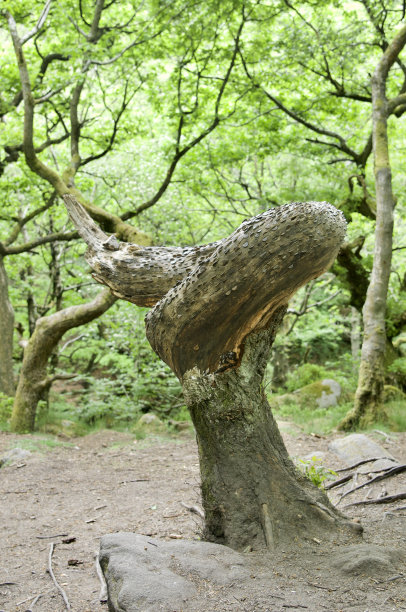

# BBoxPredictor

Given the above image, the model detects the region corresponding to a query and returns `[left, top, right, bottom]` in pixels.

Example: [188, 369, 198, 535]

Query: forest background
[1, 0, 406, 438]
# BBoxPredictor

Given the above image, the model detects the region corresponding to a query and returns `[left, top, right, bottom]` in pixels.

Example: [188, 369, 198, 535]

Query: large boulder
[294, 378, 342, 408]
[100, 533, 248, 612]
[328, 433, 398, 472]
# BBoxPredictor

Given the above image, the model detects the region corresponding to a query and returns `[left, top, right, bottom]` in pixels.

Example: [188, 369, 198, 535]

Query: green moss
[295, 381, 334, 399]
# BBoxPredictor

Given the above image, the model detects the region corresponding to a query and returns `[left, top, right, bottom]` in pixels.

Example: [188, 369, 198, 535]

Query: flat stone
[303, 451, 326, 462]
[328, 434, 398, 471]
[100, 533, 248, 611]
[0, 448, 31, 467]
[331, 544, 404, 577]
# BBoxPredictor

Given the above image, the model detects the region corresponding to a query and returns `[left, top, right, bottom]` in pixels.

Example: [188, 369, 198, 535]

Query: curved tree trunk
[10, 288, 116, 433]
[64, 194, 362, 550]
[0, 255, 15, 396]
[340, 24, 406, 431]
[184, 324, 358, 550]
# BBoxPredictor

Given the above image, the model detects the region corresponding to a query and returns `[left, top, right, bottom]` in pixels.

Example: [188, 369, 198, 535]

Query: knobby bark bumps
[64, 194, 362, 549]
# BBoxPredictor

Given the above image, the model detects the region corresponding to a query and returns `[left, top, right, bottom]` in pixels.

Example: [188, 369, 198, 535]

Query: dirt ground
[1, 423, 405, 612]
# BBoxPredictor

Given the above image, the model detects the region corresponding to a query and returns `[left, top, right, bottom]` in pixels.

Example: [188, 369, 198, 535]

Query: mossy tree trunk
[10, 288, 116, 433]
[0, 255, 15, 396]
[340, 24, 406, 431]
[64, 194, 361, 550]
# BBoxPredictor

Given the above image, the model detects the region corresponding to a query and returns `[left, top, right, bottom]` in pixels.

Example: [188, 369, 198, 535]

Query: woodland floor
[1, 423, 406, 612]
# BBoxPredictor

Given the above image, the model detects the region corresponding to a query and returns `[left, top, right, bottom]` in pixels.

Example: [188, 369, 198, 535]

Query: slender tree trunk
[340, 25, 406, 430]
[350, 306, 361, 373]
[0, 255, 15, 396]
[11, 288, 116, 432]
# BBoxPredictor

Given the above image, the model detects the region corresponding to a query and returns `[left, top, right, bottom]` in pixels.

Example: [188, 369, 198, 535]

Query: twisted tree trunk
[11, 288, 116, 433]
[64, 194, 361, 549]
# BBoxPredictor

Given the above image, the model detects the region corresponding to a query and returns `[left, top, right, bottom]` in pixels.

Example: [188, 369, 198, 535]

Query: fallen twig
[47, 543, 71, 610]
[345, 492, 406, 507]
[181, 501, 204, 518]
[26, 592, 44, 611]
[119, 478, 150, 484]
[16, 588, 54, 607]
[307, 581, 337, 591]
[95, 553, 108, 602]
[36, 533, 69, 539]
[0, 582, 17, 586]
[339, 465, 406, 499]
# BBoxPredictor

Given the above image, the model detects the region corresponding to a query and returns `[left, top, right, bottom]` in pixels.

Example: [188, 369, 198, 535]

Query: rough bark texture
[65, 195, 346, 377]
[10, 289, 116, 433]
[64, 195, 361, 549]
[184, 324, 360, 550]
[0, 256, 15, 396]
[341, 25, 406, 431]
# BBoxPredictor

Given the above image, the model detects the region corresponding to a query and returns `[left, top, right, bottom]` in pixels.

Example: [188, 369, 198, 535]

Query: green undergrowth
[27, 390, 193, 440]
[271, 397, 406, 435]
[272, 398, 349, 434]
[294, 455, 337, 488]
[269, 359, 406, 435]
[6, 435, 74, 453]
[0, 393, 13, 431]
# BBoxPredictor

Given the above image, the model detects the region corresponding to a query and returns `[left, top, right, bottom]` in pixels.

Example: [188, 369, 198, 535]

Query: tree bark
[184, 325, 359, 549]
[10, 288, 116, 433]
[64, 195, 362, 549]
[340, 25, 406, 431]
[0, 255, 15, 396]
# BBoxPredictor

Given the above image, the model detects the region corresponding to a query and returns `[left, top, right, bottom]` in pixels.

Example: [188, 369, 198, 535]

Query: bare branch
[121, 15, 247, 220]
[21, 0, 52, 45]
[4, 230, 79, 256]
[4, 191, 58, 248]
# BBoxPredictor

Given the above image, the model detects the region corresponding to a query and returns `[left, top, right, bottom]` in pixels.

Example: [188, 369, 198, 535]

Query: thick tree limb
[64, 194, 221, 305]
[11, 288, 116, 432]
[64, 195, 346, 378]
[7, 10, 151, 245]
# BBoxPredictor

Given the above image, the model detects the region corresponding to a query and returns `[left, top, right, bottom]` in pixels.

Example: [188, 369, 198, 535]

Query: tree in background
[341, 23, 406, 428]
[2, 0, 253, 430]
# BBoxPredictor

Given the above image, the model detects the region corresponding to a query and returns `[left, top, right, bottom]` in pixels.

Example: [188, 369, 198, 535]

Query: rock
[292, 379, 341, 409]
[329, 434, 398, 472]
[138, 413, 162, 425]
[317, 379, 341, 408]
[133, 413, 166, 435]
[0, 447, 31, 467]
[100, 532, 248, 612]
[303, 451, 326, 462]
[331, 544, 404, 577]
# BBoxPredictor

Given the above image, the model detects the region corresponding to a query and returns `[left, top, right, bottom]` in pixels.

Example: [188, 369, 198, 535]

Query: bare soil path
[1, 426, 405, 612]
